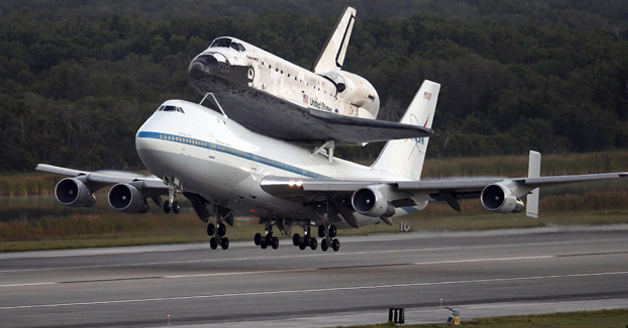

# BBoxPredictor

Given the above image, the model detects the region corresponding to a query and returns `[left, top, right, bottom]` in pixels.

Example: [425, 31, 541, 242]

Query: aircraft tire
[265, 234, 273, 246]
[172, 201, 181, 214]
[207, 223, 215, 236]
[272, 236, 279, 249]
[163, 202, 170, 214]
[318, 225, 325, 238]
[260, 239, 268, 249]
[310, 237, 317, 250]
[221, 237, 229, 250]
[329, 225, 337, 238]
[332, 238, 340, 252]
[292, 233, 300, 246]
[254, 233, 262, 246]
[321, 239, 328, 252]
[217, 224, 226, 237]
[298, 239, 307, 250]
[304, 234, 311, 247]
[209, 237, 218, 250]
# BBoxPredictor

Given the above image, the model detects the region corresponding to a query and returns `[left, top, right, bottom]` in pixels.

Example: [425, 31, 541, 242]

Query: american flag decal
[423, 92, 431, 100]
[303, 94, 309, 104]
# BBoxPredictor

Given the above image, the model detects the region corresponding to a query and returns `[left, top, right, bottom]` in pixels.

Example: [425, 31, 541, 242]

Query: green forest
[1, 0, 627, 171]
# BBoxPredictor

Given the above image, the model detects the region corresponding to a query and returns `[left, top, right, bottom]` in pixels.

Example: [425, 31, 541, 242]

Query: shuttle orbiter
[188, 7, 432, 146]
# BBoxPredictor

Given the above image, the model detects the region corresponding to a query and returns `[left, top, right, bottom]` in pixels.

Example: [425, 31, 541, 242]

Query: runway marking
[0, 255, 580, 286]
[0, 282, 56, 288]
[2, 270, 628, 310]
[165, 268, 315, 279]
[0, 238, 617, 274]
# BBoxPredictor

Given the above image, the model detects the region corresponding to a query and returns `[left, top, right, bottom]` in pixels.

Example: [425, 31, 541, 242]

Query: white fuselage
[135, 100, 415, 228]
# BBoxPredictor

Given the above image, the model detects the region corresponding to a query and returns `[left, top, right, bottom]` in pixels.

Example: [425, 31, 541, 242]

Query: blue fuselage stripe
[137, 131, 324, 178]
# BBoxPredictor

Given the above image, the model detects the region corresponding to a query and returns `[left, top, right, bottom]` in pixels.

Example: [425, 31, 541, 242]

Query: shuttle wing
[208, 86, 433, 144]
[306, 108, 434, 143]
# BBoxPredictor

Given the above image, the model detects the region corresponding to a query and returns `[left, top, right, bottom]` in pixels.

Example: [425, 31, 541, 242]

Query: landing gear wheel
[298, 239, 307, 250]
[265, 234, 273, 246]
[172, 201, 181, 213]
[260, 239, 268, 249]
[209, 237, 218, 250]
[310, 237, 318, 250]
[293, 233, 300, 246]
[207, 223, 215, 237]
[217, 224, 227, 237]
[221, 237, 229, 250]
[304, 234, 311, 247]
[321, 239, 328, 252]
[318, 225, 325, 238]
[163, 201, 171, 214]
[332, 238, 340, 252]
[329, 225, 337, 238]
[271, 236, 279, 250]
[254, 233, 262, 246]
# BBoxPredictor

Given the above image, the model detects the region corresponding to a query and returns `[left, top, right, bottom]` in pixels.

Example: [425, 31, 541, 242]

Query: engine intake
[108, 184, 149, 214]
[481, 183, 524, 214]
[54, 178, 95, 207]
[351, 187, 395, 217]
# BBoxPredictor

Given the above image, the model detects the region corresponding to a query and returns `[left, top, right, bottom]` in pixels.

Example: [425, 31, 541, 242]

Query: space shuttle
[188, 7, 433, 146]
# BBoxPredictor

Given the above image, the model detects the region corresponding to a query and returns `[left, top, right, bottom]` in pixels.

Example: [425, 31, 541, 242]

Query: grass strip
[2, 209, 628, 252]
[349, 309, 628, 327]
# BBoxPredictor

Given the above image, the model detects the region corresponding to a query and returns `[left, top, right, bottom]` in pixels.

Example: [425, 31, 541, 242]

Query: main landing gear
[317, 224, 340, 252]
[207, 207, 231, 250]
[207, 222, 229, 250]
[292, 222, 318, 251]
[291, 223, 339, 252]
[254, 218, 280, 250]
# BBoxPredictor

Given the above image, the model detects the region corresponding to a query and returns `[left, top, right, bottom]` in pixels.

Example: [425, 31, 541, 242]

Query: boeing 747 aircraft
[37, 80, 627, 252]
[187, 7, 433, 148]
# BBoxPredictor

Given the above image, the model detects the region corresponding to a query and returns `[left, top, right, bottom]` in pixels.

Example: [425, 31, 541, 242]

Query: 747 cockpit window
[157, 105, 185, 113]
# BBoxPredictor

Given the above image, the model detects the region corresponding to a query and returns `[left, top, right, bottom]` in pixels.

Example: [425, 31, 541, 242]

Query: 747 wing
[260, 151, 627, 219]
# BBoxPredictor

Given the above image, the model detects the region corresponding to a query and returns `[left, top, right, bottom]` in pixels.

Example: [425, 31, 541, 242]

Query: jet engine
[351, 187, 395, 217]
[54, 178, 96, 207]
[108, 184, 149, 214]
[481, 183, 525, 214]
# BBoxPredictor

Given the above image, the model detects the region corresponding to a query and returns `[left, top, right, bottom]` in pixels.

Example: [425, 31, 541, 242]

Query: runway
[2, 225, 628, 327]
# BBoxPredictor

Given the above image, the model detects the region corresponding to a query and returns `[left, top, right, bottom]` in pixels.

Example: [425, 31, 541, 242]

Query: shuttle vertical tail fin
[311, 7, 357, 74]
[371, 80, 440, 181]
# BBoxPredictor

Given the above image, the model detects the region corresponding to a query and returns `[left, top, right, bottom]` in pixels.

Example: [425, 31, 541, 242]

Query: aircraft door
[208, 135, 216, 159]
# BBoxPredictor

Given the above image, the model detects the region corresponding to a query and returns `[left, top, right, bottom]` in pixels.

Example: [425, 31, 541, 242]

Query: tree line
[0, 1, 627, 171]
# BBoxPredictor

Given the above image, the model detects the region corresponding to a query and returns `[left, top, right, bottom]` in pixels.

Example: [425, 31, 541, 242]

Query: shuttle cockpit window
[209, 37, 245, 52]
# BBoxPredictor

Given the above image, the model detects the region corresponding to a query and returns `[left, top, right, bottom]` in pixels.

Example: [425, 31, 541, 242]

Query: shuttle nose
[188, 53, 230, 94]
[188, 54, 220, 80]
